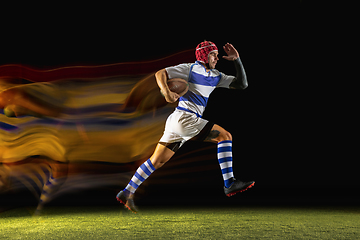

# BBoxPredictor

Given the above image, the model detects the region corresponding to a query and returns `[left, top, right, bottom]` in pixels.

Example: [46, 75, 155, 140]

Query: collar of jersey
[195, 61, 215, 73]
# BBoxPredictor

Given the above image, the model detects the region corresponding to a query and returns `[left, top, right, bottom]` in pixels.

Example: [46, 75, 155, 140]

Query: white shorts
[159, 109, 211, 149]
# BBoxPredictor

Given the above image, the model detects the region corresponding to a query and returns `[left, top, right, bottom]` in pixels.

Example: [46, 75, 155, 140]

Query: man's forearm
[155, 69, 170, 94]
[230, 57, 248, 90]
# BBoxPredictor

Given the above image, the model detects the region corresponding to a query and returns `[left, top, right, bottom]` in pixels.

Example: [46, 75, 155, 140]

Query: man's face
[208, 51, 219, 69]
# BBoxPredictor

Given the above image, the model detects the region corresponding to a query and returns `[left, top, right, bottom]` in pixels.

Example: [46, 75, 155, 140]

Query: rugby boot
[116, 190, 138, 213]
[224, 178, 255, 197]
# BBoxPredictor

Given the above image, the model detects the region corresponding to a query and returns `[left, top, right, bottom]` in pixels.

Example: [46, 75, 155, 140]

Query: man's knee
[150, 143, 176, 169]
[225, 131, 233, 141]
[205, 125, 233, 143]
[220, 131, 232, 142]
[151, 160, 164, 169]
[151, 157, 169, 169]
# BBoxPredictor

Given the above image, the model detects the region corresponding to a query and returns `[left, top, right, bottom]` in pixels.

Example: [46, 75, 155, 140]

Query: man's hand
[161, 90, 180, 103]
[222, 43, 239, 61]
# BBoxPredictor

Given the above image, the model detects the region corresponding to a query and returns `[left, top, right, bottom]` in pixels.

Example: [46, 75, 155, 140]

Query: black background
[1, 1, 358, 206]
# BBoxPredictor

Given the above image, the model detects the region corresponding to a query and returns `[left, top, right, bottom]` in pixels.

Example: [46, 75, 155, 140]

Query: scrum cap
[195, 41, 218, 64]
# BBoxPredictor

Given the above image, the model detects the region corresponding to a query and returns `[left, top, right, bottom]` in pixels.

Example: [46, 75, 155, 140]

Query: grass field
[1, 205, 359, 239]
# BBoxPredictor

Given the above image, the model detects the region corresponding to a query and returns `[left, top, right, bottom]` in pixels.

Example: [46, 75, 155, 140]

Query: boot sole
[116, 197, 137, 214]
[226, 181, 255, 197]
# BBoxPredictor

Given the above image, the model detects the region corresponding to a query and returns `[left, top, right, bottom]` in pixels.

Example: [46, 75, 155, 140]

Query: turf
[0, 205, 359, 239]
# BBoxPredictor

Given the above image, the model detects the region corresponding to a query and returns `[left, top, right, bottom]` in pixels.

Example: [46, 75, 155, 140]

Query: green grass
[0, 205, 359, 239]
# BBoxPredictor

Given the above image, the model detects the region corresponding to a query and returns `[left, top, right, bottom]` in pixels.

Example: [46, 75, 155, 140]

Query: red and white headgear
[195, 41, 218, 64]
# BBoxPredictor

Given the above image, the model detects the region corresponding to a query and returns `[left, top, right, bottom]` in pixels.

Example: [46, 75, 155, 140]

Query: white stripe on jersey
[178, 100, 205, 115]
[188, 82, 215, 98]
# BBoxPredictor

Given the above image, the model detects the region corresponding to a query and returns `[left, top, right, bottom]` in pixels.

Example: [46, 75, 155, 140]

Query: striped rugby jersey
[165, 61, 235, 118]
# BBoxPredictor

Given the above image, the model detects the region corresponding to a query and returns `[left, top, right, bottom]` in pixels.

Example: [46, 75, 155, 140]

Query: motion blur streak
[0, 50, 219, 212]
[0, 77, 172, 163]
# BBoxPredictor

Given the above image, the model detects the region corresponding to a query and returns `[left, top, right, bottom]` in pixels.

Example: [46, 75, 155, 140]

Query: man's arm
[222, 43, 248, 90]
[230, 57, 248, 90]
[155, 69, 180, 103]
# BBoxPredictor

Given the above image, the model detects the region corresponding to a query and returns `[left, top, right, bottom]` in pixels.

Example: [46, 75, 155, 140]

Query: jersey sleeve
[165, 63, 192, 82]
[216, 72, 235, 88]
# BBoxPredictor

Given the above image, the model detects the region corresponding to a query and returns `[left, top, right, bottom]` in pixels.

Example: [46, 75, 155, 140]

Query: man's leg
[149, 143, 177, 169]
[117, 143, 175, 212]
[204, 124, 232, 143]
[204, 124, 255, 197]
[204, 124, 235, 187]
[124, 144, 175, 195]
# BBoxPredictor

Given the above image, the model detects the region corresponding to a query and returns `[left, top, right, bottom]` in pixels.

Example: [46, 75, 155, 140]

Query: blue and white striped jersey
[165, 61, 234, 118]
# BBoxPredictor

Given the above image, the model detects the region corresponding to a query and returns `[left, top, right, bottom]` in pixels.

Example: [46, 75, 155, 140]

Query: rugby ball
[166, 78, 189, 96]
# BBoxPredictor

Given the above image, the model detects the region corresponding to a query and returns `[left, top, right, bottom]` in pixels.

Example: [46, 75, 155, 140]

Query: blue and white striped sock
[217, 140, 234, 188]
[124, 159, 156, 196]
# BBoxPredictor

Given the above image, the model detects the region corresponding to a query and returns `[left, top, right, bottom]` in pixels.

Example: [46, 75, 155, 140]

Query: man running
[117, 41, 255, 212]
